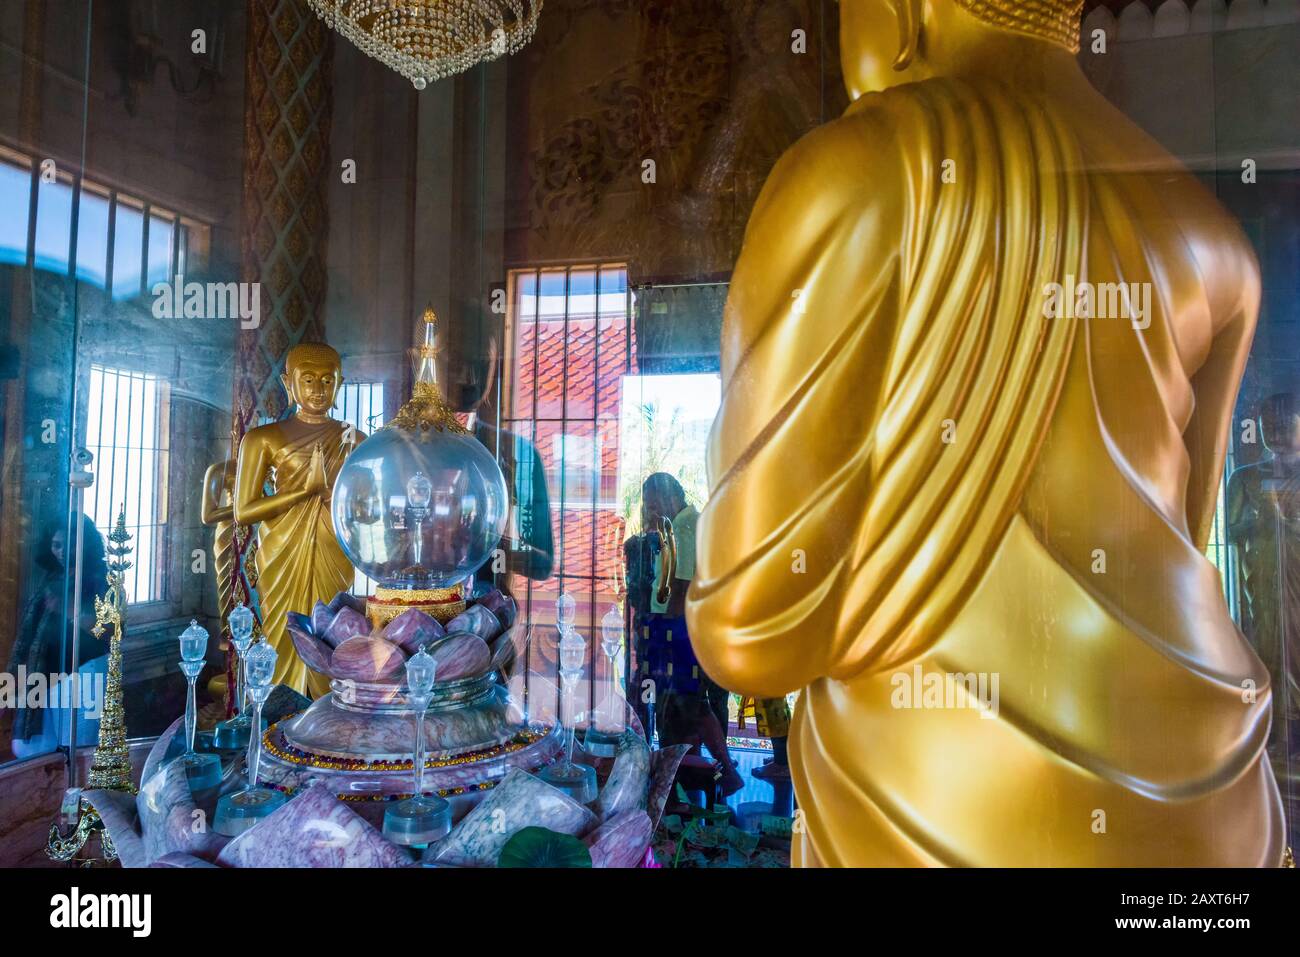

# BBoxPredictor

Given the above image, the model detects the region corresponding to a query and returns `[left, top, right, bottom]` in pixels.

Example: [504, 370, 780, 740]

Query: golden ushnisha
[953, 0, 1083, 52]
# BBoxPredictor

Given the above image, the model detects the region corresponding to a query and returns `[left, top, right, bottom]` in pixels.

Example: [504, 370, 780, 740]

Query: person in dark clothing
[635, 473, 743, 797]
[8, 514, 110, 755]
[454, 344, 555, 590]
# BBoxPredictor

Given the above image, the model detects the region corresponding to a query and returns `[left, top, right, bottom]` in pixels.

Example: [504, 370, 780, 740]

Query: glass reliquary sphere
[332, 424, 509, 590]
[332, 312, 509, 592]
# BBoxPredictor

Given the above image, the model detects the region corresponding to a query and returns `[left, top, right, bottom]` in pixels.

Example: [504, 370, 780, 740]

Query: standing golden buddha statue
[234, 343, 364, 697]
[687, 0, 1284, 866]
[200, 437, 240, 707]
[201, 446, 239, 624]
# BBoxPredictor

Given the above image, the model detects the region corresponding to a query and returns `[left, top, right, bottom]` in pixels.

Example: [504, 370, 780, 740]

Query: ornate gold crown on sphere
[953, 0, 1083, 53]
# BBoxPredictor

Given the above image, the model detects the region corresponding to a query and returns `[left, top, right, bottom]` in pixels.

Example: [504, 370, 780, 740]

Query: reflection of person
[8, 515, 109, 758]
[235, 343, 363, 696]
[689, 0, 1282, 865]
[747, 697, 792, 783]
[1227, 393, 1300, 817]
[455, 348, 554, 588]
[640, 473, 742, 797]
[624, 524, 658, 734]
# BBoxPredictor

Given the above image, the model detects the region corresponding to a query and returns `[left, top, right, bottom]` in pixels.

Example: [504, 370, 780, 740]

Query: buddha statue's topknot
[285, 341, 342, 370]
[953, 0, 1083, 53]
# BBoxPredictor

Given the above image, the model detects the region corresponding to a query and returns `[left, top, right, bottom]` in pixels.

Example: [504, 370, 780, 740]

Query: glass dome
[332, 425, 509, 589]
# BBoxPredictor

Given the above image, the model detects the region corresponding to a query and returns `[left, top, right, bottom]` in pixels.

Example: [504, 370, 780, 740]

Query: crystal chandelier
[305, 0, 542, 88]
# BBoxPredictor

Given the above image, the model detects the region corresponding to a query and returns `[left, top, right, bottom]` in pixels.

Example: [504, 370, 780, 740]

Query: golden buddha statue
[234, 342, 363, 697]
[200, 437, 239, 705]
[687, 0, 1284, 866]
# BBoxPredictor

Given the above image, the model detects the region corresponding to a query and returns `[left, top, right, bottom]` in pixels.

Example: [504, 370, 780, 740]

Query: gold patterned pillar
[228, 0, 334, 706]
[237, 0, 334, 423]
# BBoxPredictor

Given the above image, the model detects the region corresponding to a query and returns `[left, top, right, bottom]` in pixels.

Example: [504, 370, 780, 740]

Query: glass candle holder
[171, 619, 222, 793]
[537, 595, 597, 802]
[584, 603, 626, 757]
[382, 647, 451, 846]
[214, 603, 266, 750]
[214, 638, 286, 835]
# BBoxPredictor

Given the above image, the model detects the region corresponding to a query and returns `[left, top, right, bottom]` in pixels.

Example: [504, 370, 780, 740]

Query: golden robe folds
[687, 76, 1284, 866]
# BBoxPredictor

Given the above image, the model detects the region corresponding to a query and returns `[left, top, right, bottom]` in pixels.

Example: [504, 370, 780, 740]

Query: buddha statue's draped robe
[687, 77, 1284, 866]
[214, 513, 235, 618]
[247, 420, 353, 698]
[208, 464, 237, 624]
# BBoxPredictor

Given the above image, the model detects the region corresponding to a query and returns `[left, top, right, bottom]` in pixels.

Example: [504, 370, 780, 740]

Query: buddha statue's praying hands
[235, 342, 365, 697]
[687, 0, 1284, 866]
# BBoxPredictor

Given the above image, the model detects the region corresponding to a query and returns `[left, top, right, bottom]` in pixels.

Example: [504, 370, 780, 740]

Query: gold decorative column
[48, 509, 135, 864]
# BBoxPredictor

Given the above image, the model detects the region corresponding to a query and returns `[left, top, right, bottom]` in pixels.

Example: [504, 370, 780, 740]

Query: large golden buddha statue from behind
[235, 342, 363, 697]
[687, 0, 1284, 866]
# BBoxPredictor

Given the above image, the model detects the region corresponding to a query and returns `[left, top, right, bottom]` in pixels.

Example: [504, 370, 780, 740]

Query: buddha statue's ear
[891, 0, 922, 71]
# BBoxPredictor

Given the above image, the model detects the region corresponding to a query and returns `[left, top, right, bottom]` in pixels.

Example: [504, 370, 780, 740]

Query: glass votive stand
[214, 603, 263, 750]
[172, 620, 222, 794]
[383, 648, 451, 847]
[537, 597, 598, 803]
[214, 639, 286, 836]
[583, 603, 627, 758]
[537, 755, 598, 804]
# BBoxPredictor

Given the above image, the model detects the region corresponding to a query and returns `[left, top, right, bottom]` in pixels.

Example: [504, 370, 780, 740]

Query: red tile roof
[510, 310, 637, 582]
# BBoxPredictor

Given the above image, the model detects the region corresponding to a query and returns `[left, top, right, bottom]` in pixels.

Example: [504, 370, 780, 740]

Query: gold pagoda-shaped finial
[86, 505, 136, 794]
[388, 304, 469, 435]
[48, 506, 136, 864]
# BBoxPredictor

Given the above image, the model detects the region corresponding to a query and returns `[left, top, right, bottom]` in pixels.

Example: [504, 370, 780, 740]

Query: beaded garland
[260, 720, 551, 774]
[264, 777, 526, 803]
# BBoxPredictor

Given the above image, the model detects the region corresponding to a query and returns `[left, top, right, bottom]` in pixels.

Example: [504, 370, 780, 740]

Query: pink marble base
[258, 718, 565, 828]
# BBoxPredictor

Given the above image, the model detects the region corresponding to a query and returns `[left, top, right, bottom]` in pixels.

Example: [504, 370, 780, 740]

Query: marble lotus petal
[476, 588, 517, 630]
[647, 744, 692, 832]
[288, 620, 334, 674]
[381, 608, 444, 656]
[328, 591, 367, 616]
[151, 851, 220, 868]
[428, 768, 598, 867]
[489, 622, 528, 677]
[82, 789, 148, 868]
[310, 600, 333, 637]
[136, 760, 231, 864]
[287, 610, 315, 637]
[595, 730, 651, 820]
[584, 809, 653, 868]
[324, 606, 371, 646]
[141, 715, 184, 786]
[215, 784, 414, 868]
[446, 604, 501, 642]
[330, 635, 407, 681]
[427, 633, 491, 681]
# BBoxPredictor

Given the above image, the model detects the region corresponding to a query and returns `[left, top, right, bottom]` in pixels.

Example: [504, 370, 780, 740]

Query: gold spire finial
[49, 507, 137, 862]
[388, 305, 468, 435]
[86, 505, 136, 794]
